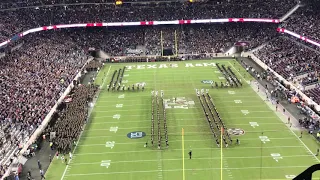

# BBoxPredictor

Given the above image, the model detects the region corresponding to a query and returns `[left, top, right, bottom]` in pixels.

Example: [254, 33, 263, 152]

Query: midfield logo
[164, 97, 195, 109]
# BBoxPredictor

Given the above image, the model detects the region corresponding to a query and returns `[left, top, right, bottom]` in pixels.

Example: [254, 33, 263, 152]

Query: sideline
[60, 65, 112, 180]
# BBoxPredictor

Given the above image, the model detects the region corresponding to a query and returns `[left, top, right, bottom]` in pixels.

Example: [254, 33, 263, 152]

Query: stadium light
[115, 0, 123, 5]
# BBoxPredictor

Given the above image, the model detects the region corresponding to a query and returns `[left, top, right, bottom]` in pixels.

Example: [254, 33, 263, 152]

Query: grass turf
[45, 59, 320, 180]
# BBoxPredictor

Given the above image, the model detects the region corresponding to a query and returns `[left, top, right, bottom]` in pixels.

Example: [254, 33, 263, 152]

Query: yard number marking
[101, 160, 111, 168]
[241, 110, 249, 115]
[110, 126, 118, 133]
[271, 153, 283, 162]
[249, 122, 259, 128]
[285, 175, 296, 179]
[259, 136, 270, 143]
[113, 114, 121, 119]
[105, 141, 115, 149]
[219, 77, 225, 80]
[215, 71, 220, 73]
[234, 100, 242, 104]
[228, 91, 235, 95]
[118, 94, 125, 99]
[123, 74, 129, 77]
[116, 104, 123, 108]
[122, 80, 128, 83]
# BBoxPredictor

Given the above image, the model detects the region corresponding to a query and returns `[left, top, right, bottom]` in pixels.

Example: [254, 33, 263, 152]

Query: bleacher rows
[0, 125, 29, 169]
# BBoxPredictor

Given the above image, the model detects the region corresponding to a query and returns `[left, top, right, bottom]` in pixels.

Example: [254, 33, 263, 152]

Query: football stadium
[1, 0, 320, 180]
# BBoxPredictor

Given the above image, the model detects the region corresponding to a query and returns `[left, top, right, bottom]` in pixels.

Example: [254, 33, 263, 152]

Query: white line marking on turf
[90, 120, 283, 125]
[77, 137, 297, 147]
[69, 154, 314, 166]
[222, 153, 233, 179]
[227, 61, 250, 84]
[157, 152, 163, 180]
[84, 129, 290, 134]
[75, 146, 303, 155]
[60, 65, 112, 180]
[64, 165, 310, 176]
[93, 115, 277, 120]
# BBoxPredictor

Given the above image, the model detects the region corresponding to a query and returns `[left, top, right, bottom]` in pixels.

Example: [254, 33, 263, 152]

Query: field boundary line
[60, 65, 112, 180]
[64, 165, 309, 177]
[89, 121, 283, 126]
[93, 115, 277, 120]
[70, 154, 313, 165]
[77, 137, 297, 146]
[75, 145, 303, 156]
[84, 128, 291, 134]
[227, 61, 250, 84]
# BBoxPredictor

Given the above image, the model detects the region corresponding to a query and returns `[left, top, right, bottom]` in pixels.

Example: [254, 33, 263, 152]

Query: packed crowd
[57, 24, 278, 56]
[253, 37, 320, 80]
[0, 31, 88, 174]
[0, 0, 299, 42]
[44, 84, 98, 154]
[284, 3, 320, 43]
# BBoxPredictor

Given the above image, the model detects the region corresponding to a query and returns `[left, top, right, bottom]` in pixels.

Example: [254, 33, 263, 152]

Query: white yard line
[89, 121, 283, 125]
[81, 136, 295, 141]
[98, 95, 261, 99]
[75, 146, 303, 156]
[60, 65, 112, 180]
[93, 115, 277, 120]
[227, 61, 250, 84]
[84, 128, 290, 134]
[94, 108, 151, 112]
[69, 154, 313, 166]
[93, 110, 272, 115]
[157, 152, 163, 180]
[95, 104, 265, 108]
[78, 137, 296, 146]
[64, 165, 309, 177]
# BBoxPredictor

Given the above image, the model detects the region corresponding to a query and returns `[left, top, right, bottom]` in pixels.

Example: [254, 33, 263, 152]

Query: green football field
[46, 59, 320, 180]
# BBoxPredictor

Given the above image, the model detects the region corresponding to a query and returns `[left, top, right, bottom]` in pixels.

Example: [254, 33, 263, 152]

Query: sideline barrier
[0, 57, 94, 180]
[0, 18, 280, 48]
[242, 52, 320, 111]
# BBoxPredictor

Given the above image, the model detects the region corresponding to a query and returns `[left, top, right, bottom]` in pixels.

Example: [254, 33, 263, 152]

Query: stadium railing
[241, 51, 320, 112]
[0, 18, 280, 48]
[277, 28, 320, 47]
[2, 19, 320, 55]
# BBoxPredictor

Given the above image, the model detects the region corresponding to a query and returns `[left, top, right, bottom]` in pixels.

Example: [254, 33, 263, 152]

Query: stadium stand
[284, 3, 320, 43]
[305, 85, 320, 106]
[1, 0, 320, 179]
[0, 32, 88, 178]
[0, 0, 298, 42]
[253, 37, 320, 81]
